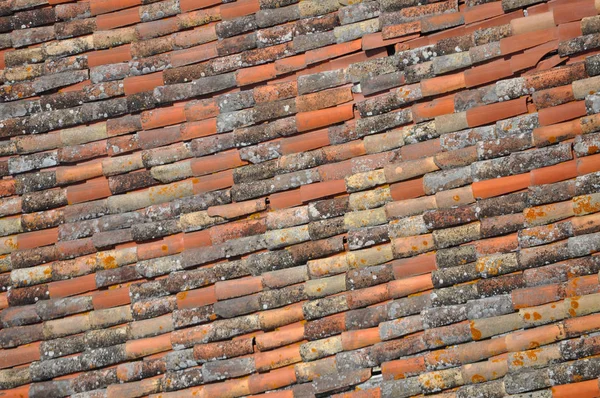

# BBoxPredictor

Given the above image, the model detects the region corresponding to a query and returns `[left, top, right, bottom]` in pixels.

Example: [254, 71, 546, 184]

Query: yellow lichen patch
[573, 195, 600, 215]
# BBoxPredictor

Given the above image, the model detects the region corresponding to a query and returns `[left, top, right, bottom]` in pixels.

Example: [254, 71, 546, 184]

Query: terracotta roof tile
[1, 0, 600, 396]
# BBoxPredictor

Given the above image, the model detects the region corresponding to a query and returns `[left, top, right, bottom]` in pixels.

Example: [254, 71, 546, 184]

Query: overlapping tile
[1, 0, 600, 397]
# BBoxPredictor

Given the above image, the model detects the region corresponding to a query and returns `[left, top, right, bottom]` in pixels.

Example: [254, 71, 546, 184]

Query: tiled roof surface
[1, 0, 600, 396]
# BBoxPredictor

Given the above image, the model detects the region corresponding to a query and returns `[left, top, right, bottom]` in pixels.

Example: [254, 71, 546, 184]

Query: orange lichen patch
[572, 194, 600, 215]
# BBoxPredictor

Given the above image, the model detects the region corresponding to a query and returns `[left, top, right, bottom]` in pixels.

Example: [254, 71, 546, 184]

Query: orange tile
[184, 99, 219, 121]
[553, 0, 597, 24]
[176, 285, 217, 309]
[254, 343, 302, 372]
[381, 21, 421, 40]
[56, 162, 104, 184]
[306, 39, 362, 65]
[90, 0, 140, 15]
[192, 169, 234, 193]
[381, 356, 426, 380]
[500, 27, 558, 55]
[221, 0, 258, 19]
[215, 276, 263, 300]
[125, 333, 172, 359]
[191, 150, 246, 176]
[391, 253, 437, 279]
[237, 63, 277, 86]
[577, 153, 600, 175]
[511, 284, 562, 309]
[141, 106, 187, 130]
[66, 177, 112, 204]
[96, 6, 141, 30]
[248, 365, 297, 395]
[472, 173, 531, 199]
[388, 273, 434, 298]
[137, 234, 184, 260]
[558, 20, 584, 41]
[466, 97, 528, 127]
[269, 189, 303, 209]
[87, 45, 132, 68]
[92, 286, 131, 309]
[170, 42, 218, 67]
[299, 180, 346, 203]
[537, 100, 587, 126]
[0, 385, 30, 398]
[0, 342, 41, 369]
[296, 104, 354, 132]
[280, 130, 330, 154]
[411, 94, 457, 121]
[552, 379, 600, 398]
[183, 230, 212, 250]
[123, 72, 165, 96]
[255, 323, 305, 351]
[389, 178, 425, 201]
[530, 160, 578, 185]
[180, 118, 218, 140]
[363, 32, 420, 51]
[48, 273, 97, 298]
[0, 180, 15, 197]
[180, 0, 221, 11]
[464, 59, 513, 87]
[18, 227, 58, 250]
[532, 119, 582, 146]
[341, 327, 381, 351]
[464, 2, 503, 24]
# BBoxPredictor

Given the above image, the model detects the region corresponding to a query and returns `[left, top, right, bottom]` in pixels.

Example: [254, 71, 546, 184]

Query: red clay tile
[552, 379, 600, 398]
[464, 2, 503, 23]
[280, 130, 330, 154]
[180, 119, 218, 140]
[269, 189, 303, 210]
[306, 40, 363, 65]
[237, 63, 278, 86]
[553, 0, 597, 24]
[141, 106, 187, 130]
[537, 100, 587, 126]
[87, 45, 133, 68]
[123, 72, 165, 96]
[66, 177, 112, 204]
[500, 27, 558, 55]
[472, 173, 531, 199]
[170, 42, 218, 67]
[577, 153, 600, 175]
[192, 169, 234, 193]
[96, 7, 141, 30]
[464, 59, 513, 87]
[300, 180, 347, 202]
[92, 286, 131, 309]
[180, 0, 220, 11]
[466, 97, 528, 127]
[221, 0, 258, 20]
[390, 178, 425, 201]
[0, 342, 41, 369]
[90, 0, 140, 15]
[296, 104, 355, 132]
[411, 94, 457, 120]
[49, 273, 97, 298]
[530, 160, 578, 185]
